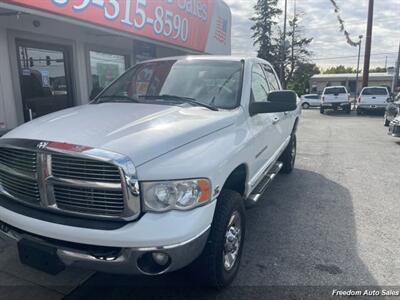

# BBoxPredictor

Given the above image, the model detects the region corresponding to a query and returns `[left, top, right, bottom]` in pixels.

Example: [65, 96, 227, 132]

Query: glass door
[16, 40, 74, 122]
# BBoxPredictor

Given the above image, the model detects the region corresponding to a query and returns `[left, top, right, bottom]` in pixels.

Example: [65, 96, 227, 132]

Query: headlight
[141, 179, 212, 212]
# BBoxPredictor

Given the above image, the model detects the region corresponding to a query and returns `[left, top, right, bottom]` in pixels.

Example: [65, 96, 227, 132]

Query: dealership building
[0, 0, 231, 134]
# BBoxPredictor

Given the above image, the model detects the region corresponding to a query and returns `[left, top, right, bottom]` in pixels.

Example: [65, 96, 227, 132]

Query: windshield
[362, 88, 388, 96]
[94, 59, 243, 110]
[324, 87, 347, 95]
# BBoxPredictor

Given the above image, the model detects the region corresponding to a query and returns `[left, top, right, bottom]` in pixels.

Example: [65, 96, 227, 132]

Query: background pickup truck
[320, 86, 351, 114]
[0, 56, 300, 288]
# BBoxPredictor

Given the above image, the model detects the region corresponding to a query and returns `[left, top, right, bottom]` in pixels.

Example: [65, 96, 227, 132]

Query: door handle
[272, 116, 280, 124]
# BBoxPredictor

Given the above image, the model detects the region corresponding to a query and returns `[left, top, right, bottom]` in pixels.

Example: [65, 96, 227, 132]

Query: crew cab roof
[137, 55, 262, 64]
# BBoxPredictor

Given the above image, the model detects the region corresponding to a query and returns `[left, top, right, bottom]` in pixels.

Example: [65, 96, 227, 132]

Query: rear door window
[362, 88, 388, 96]
[324, 87, 347, 95]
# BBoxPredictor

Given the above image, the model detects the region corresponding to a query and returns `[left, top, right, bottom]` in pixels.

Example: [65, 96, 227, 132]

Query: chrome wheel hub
[223, 211, 241, 271]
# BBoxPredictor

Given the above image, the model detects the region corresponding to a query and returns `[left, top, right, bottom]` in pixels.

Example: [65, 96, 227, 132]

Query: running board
[246, 161, 283, 208]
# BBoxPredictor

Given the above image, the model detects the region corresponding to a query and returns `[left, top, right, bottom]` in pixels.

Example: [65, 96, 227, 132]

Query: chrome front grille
[52, 154, 121, 183]
[0, 148, 37, 174]
[54, 185, 124, 216]
[0, 170, 40, 203]
[0, 139, 140, 221]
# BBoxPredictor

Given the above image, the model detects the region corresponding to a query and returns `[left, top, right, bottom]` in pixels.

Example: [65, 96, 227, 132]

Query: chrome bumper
[388, 122, 400, 137]
[0, 220, 210, 275]
[357, 104, 386, 110]
[322, 102, 350, 107]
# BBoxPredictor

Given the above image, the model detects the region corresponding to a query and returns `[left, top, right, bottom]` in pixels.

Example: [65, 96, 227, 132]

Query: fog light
[137, 252, 171, 275]
[152, 252, 169, 266]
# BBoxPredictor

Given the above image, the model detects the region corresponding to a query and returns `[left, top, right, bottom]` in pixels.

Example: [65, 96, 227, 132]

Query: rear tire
[384, 113, 390, 126]
[280, 134, 296, 174]
[194, 190, 245, 288]
[320, 107, 325, 114]
[302, 102, 310, 109]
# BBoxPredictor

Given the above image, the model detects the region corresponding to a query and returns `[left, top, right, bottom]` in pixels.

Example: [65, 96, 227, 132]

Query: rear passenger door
[262, 64, 292, 147]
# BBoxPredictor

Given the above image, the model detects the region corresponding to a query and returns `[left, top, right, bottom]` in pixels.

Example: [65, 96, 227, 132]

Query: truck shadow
[65, 169, 379, 300]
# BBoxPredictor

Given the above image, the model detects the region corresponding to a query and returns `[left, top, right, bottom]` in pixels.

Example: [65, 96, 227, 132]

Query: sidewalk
[0, 236, 93, 300]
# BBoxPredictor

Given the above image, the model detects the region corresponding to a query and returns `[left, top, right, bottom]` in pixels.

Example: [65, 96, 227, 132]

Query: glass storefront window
[89, 51, 126, 99]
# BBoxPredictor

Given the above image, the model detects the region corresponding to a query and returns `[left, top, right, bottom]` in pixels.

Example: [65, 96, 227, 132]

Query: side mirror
[249, 91, 297, 116]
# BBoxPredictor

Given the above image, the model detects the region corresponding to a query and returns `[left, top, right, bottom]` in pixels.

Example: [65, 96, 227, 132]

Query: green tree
[250, 0, 282, 65]
[287, 63, 320, 95]
[280, 13, 313, 88]
[323, 65, 356, 74]
[370, 67, 386, 73]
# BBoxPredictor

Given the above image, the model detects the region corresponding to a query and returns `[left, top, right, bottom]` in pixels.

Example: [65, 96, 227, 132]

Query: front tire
[280, 134, 296, 174]
[320, 107, 325, 114]
[302, 102, 310, 109]
[194, 190, 245, 288]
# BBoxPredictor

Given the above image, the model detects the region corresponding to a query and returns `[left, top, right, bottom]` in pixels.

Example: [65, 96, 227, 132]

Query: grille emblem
[37, 142, 49, 150]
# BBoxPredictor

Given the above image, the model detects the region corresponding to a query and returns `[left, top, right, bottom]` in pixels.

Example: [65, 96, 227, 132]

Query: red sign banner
[5, 0, 217, 52]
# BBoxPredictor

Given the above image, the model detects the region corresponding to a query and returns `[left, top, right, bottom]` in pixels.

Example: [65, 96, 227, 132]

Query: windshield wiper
[140, 94, 219, 111]
[96, 95, 140, 104]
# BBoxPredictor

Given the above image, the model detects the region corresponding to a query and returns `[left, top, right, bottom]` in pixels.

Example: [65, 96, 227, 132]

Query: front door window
[17, 41, 74, 121]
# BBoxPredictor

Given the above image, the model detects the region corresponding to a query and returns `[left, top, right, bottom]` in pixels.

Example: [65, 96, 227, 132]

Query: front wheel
[280, 134, 296, 174]
[302, 102, 310, 109]
[194, 190, 245, 288]
[320, 107, 325, 114]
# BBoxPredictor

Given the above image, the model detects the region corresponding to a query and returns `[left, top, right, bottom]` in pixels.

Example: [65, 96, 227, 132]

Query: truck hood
[3, 103, 237, 166]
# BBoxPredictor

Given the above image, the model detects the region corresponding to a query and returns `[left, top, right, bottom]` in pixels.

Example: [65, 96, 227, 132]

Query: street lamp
[354, 35, 363, 109]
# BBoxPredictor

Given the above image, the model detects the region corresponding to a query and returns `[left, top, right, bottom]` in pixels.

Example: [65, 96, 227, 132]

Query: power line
[312, 52, 397, 61]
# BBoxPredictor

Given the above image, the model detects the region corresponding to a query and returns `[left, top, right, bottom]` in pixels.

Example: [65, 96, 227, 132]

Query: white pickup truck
[0, 56, 300, 287]
[320, 86, 351, 114]
[357, 86, 391, 115]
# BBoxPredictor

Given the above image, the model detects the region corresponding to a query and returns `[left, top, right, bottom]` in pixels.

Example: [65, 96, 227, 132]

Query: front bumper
[0, 219, 210, 275]
[388, 121, 400, 137]
[0, 201, 216, 274]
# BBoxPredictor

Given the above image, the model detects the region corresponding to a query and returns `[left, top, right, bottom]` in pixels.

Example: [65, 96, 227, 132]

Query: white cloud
[225, 0, 400, 69]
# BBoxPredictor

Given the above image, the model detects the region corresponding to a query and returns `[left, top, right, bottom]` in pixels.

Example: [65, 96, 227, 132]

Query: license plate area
[18, 238, 65, 275]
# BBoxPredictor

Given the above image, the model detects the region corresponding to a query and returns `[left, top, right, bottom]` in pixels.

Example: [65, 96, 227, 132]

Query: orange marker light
[197, 179, 211, 203]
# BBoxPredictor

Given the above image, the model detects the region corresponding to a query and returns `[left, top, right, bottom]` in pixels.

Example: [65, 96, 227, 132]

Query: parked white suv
[0, 56, 301, 287]
[320, 86, 351, 114]
[300, 94, 320, 109]
[357, 86, 391, 115]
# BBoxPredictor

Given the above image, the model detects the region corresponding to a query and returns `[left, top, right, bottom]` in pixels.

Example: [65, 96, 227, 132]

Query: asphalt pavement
[2, 109, 400, 299]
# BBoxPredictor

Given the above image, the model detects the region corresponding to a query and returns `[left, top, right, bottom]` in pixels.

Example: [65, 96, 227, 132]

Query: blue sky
[225, 0, 400, 69]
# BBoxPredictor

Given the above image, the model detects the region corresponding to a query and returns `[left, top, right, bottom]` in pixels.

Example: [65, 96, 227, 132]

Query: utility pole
[362, 0, 374, 87]
[280, 0, 288, 88]
[392, 42, 400, 93]
[354, 35, 363, 106]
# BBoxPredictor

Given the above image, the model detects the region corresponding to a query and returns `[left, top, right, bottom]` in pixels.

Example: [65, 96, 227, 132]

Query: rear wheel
[302, 102, 310, 109]
[320, 107, 325, 114]
[280, 134, 296, 174]
[384, 113, 390, 126]
[194, 190, 245, 288]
